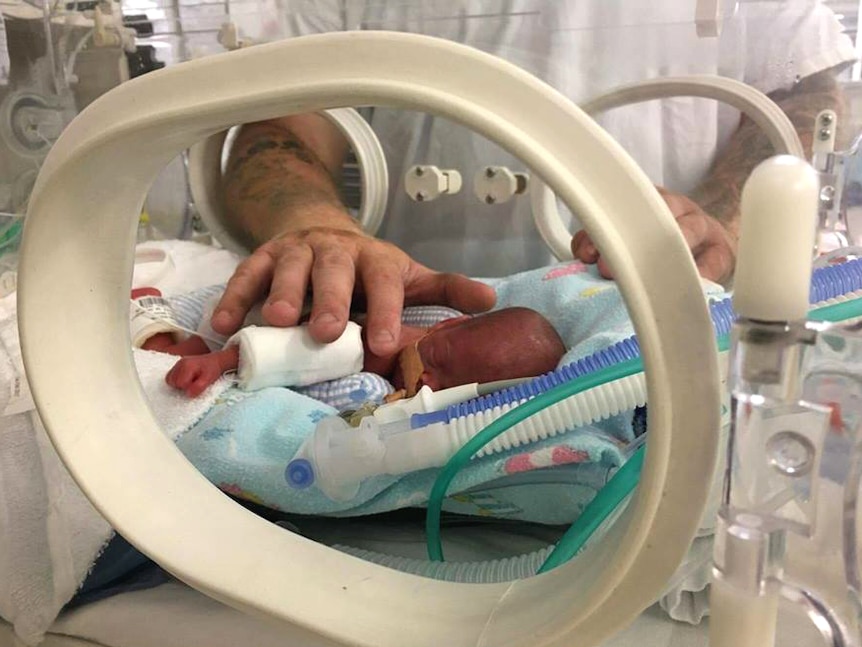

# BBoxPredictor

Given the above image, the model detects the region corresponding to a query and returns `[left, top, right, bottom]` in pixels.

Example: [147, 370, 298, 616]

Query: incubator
[2, 1, 862, 647]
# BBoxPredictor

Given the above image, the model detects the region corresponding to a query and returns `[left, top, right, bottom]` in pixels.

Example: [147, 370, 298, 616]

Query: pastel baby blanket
[169, 262, 726, 523]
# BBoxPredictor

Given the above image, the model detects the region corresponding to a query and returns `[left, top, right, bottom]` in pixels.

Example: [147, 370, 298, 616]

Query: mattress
[2, 581, 710, 647]
[0, 571, 823, 647]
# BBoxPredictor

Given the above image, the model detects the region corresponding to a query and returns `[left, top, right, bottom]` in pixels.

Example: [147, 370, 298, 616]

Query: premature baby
[140, 299, 566, 399]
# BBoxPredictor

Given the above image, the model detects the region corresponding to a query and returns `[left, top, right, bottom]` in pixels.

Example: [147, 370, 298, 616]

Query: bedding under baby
[157, 261, 725, 524]
[0, 251, 729, 643]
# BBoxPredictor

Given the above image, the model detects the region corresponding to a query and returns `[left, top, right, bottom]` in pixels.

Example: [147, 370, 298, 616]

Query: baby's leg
[166, 345, 240, 397]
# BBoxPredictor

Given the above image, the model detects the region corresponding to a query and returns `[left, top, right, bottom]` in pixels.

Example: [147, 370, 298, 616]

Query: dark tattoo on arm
[222, 125, 349, 247]
[229, 132, 319, 172]
[690, 67, 846, 236]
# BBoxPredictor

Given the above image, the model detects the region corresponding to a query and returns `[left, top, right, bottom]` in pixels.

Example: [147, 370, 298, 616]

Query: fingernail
[266, 300, 297, 321]
[372, 329, 395, 347]
[313, 313, 340, 327]
[585, 243, 597, 257]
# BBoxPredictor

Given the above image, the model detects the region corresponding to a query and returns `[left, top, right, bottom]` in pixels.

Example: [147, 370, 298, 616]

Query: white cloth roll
[227, 322, 364, 390]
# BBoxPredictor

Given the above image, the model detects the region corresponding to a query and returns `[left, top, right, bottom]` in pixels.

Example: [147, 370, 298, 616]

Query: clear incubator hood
[7, 1, 862, 647]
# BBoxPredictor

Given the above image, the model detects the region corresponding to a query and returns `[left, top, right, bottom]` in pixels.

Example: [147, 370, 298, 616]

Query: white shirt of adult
[277, 0, 856, 277]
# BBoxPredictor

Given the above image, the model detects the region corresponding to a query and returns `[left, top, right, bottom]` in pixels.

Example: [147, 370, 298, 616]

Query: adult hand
[570, 186, 737, 284]
[210, 224, 497, 356]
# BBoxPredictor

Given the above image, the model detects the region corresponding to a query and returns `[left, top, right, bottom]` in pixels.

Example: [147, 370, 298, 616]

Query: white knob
[733, 155, 819, 322]
[473, 166, 529, 204]
[404, 165, 462, 202]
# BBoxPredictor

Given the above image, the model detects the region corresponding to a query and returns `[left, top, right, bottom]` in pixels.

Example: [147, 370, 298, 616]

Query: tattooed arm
[573, 66, 845, 284]
[691, 67, 844, 237]
[212, 116, 496, 355]
[222, 114, 353, 247]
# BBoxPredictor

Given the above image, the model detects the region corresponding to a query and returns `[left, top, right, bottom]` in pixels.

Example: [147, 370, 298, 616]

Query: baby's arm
[166, 345, 240, 398]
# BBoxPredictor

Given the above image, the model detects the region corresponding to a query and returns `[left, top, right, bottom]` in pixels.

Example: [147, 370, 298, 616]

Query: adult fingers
[261, 243, 313, 327]
[211, 250, 276, 335]
[674, 212, 711, 255]
[307, 243, 357, 343]
[406, 268, 497, 314]
[359, 254, 405, 356]
[676, 213, 735, 283]
[694, 244, 734, 283]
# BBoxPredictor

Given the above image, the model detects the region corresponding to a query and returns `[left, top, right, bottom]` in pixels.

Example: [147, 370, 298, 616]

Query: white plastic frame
[18, 32, 720, 647]
[534, 75, 806, 261]
[188, 107, 388, 254]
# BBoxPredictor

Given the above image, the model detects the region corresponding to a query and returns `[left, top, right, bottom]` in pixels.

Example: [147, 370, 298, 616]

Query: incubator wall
[3, 0, 860, 256]
[0, 0, 147, 267]
[5, 3, 862, 646]
[118, 0, 862, 268]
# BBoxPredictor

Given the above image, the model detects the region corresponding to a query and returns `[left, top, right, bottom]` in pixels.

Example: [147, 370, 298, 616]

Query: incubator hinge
[812, 109, 850, 249]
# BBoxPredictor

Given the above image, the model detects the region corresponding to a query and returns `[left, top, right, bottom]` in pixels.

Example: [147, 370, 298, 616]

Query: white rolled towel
[226, 322, 364, 390]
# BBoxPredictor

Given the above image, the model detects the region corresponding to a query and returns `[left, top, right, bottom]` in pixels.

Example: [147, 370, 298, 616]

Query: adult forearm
[222, 118, 357, 248]
[690, 67, 845, 238]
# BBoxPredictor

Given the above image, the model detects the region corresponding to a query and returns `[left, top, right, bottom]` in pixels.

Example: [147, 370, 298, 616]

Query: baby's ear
[427, 315, 472, 334]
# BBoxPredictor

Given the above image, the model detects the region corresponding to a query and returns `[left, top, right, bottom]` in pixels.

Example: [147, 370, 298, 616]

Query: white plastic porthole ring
[18, 32, 720, 647]
[533, 75, 807, 260]
[188, 106, 388, 254]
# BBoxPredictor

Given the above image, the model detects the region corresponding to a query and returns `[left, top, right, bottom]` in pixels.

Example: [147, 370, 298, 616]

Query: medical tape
[129, 293, 187, 348]
[129, 298, 225, 349]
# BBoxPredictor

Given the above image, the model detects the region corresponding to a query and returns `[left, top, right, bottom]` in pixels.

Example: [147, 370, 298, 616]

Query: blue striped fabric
[164, 286, 461, 411]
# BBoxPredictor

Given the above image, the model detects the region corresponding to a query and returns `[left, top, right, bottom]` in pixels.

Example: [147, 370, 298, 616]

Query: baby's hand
[166, 346, 240, 398]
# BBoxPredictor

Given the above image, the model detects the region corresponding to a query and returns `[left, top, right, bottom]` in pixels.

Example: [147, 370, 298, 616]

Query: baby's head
[393, 307, 566, 394]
